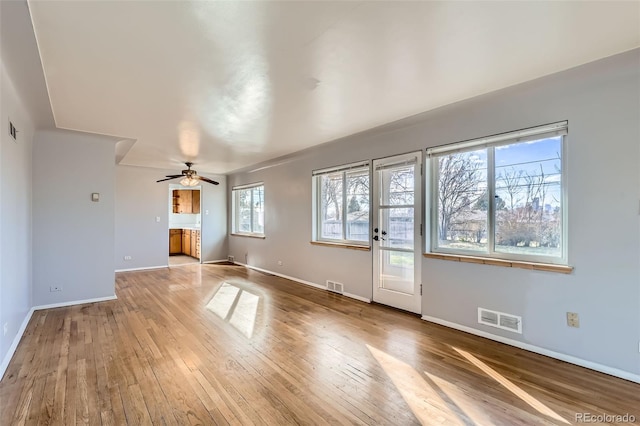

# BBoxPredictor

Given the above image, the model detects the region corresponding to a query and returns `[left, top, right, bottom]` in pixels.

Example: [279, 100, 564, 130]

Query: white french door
[372, 152, 422, 314]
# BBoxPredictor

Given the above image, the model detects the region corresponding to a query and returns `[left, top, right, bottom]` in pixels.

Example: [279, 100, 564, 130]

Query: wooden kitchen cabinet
[182, 230, 191, 256]
[169, 229, 182, 255]
[191, 190, 200, 214]
[174, 190, 193, 214]
[172, 189, 201, 214]
[169, 228, 200, 259]
[190, 230, 197, 258]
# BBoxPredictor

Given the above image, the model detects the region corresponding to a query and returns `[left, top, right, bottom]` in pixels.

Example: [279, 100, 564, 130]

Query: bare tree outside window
[317, 165, 370, 243]
[436, 150, 486, 251]
[433, 133, 563, 261]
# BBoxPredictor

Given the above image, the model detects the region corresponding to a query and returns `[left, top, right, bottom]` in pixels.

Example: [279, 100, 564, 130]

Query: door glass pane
[436, 149, 487, 252]
[379, 165, 414, 205]
[494, 137, 562, 257]
[320, 173, 343, 239]
[379, 250, 414, 294]
[380, 208, 414, 249]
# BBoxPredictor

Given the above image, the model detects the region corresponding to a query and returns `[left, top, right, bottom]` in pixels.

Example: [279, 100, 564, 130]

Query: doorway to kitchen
[168, 184, 202, 266]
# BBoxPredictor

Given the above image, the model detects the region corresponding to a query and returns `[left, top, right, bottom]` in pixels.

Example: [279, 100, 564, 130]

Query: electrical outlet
[567, 312, 580, 328]
[155, 216, 160, 223]
[123, 255, 132, 261]
[3, 323, 8, 336]
[277, 260, 283, 266]
[50, 285, 62, 292]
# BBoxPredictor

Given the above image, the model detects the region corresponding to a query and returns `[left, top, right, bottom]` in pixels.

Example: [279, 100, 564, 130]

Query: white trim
[0, 307, 35, 380]
[235, 262, 372, 304]
[427, 121, 568, 156]
[1, 295, 118, 380]
[202, 259, 231, 264]
[33, 295, 117, 311]
[312, 160, 369, 176]
[115, 265, 168, 272]
[421, 315, 640, 384]
[231, 181, 264, 191]
[343, 292, 371, 303]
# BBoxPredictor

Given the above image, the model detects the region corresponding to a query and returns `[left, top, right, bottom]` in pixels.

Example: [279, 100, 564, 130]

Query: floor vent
[326, 280, 344, 294]
[478, 308, 522, 334]
[227, 255, 234, 263]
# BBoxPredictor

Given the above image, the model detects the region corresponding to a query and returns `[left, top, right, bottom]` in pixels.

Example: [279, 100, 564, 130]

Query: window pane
[346, 170, 369, 242]
[494, 137, 562, 257]
[252, 186, 264, 234]
[320, 173, 343, 239]
[237, 189, 251, 233]
[436, 149, 488, 252]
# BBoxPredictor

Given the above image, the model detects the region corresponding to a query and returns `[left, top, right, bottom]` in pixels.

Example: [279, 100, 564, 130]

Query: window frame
[231, 182, 265, 238]
[427, 122, 568, 265]
[312, 161, 371, 247]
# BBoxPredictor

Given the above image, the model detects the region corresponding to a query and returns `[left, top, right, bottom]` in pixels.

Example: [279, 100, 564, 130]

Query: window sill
[231, 233, 266, 239]
[423, 252, 573, 274]
[310, 241, 370, 251]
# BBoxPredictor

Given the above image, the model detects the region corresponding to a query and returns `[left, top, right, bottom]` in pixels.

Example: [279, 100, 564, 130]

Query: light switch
[156, 216, 160, 222]
[91, 193, 100, 202]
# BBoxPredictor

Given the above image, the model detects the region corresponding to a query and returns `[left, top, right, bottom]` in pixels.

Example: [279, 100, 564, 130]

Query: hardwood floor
[1, 264, 638, 425]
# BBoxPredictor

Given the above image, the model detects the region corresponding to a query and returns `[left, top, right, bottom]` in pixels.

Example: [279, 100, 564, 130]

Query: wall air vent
[478, 308, 522, 334]
[326, 280, 344, 294]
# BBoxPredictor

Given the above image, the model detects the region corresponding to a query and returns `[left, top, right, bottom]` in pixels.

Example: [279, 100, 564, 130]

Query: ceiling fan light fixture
[180, 177, 199, 187]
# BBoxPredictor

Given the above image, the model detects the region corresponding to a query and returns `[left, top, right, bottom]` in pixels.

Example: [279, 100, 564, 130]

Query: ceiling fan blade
[156, 176, 181, 182]
[195, 176, 219, 185]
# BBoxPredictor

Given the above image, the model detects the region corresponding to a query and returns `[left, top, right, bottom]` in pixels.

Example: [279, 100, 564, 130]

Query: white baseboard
[115, 265, 168, 272]
[236, 262, 371, 304]
[422, 315, 640, 384]
[344, 292, 371, 303]
[33, 295, 117, 311]
[0, 307, 35, 380]
[1, 295, 118, 381]
[202, 259, 230, 264]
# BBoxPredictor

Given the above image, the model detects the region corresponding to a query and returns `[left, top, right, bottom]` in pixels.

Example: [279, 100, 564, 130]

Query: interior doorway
[168, 185, 202, 266]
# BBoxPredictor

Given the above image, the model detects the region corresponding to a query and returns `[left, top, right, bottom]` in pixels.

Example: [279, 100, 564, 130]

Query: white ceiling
[27, 1, 640, 174]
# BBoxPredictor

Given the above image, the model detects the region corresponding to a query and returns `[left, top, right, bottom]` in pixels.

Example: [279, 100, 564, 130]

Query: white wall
[33, 130, 116, 305]
[115, 165, 173, 270]
[0, 60, 34, 371]
[228, 49, 640, 378]
[115, 165, 227, 270]
[200, 175, 228, 262]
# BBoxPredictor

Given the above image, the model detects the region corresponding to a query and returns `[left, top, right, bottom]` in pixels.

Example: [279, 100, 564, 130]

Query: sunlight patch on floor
[367, 344, 468, 425]
[206, 282, 260, 338]
[452, 347, 569, 424]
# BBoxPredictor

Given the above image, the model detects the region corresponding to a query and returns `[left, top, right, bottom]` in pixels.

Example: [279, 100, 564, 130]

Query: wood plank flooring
[1, 264, 639, 425]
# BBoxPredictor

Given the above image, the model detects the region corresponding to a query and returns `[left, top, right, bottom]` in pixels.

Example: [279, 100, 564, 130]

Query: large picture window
[232, 183, 265, 237]
[428, 121, 567, 264]
[313, 162, 370, 245]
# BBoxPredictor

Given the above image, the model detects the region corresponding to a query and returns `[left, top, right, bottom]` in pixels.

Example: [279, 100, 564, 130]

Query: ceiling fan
[156, 162, 219, 186]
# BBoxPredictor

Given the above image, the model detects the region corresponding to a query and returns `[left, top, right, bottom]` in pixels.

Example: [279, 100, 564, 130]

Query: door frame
[372, 151, 422, 314]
